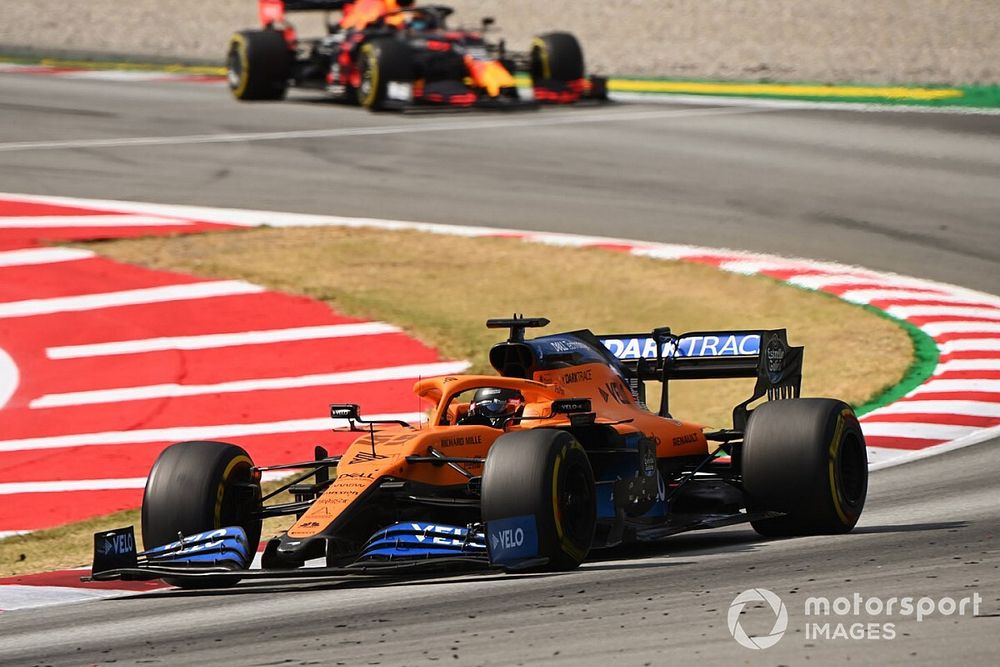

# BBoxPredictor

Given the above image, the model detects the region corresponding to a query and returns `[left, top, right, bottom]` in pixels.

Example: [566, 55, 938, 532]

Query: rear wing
[269, 0, 347, 11]
[259, 0, 347, 27]
[597, 329, 803, 430]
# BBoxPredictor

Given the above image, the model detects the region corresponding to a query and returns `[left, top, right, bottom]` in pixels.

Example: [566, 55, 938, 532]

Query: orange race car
[87, 317, 868, 587]
[226, 0, 607, 110]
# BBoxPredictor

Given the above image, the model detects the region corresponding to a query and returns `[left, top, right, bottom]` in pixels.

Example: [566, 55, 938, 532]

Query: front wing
[84, 513, 783, 586]
[83, 522, 537, 585]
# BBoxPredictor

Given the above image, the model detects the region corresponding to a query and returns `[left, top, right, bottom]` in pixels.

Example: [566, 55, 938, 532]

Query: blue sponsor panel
[486, 514, 539, 565]
[142, 526, 251, 569]
[600, 333, 761, 361]
[358, 522, 488, 561]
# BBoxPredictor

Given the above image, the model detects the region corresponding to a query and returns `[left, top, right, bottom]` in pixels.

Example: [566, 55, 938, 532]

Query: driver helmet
[467, 387, 524, 427]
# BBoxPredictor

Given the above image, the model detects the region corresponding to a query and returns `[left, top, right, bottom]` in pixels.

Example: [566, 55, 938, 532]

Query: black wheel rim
[529, 47, 543, 81]
[219, 462, 260, 540]
[558, 459, 594, 546]
[359, 54, 374, 103]
[226, 47, 242, 89]
[837, 433, 866, 506]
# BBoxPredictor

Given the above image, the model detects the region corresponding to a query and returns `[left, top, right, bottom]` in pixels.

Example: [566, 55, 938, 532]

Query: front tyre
[481, 429, 596, 571]
[530, 32, 585, 85]
[356, 39, 414, 110]
[227, 29, 291, 101]
[742, 399, 868, 536]
[142, 441, 262, 587]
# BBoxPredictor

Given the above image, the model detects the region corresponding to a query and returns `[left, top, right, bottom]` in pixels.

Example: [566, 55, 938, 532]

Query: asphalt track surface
[1, 74, 998, 664]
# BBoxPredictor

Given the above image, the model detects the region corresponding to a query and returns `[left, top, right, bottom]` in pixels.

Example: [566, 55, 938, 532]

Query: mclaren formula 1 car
[226, 0, 607, 110]
[88, 317, 868, 587]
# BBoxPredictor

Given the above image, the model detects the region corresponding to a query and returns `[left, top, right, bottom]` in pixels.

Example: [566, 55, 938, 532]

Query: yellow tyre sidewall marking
[552, 442, 587, 562]
[826, 412, 851, 525]
[228, 34, 250, 98]
[531, 38, 550, 80]
[360, 44, 379, 108]
[216, 454, 252, 528]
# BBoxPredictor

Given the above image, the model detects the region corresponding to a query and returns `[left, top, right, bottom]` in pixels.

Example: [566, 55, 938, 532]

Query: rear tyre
[356, 38, 414, 110]
[530, 32, 585, 85]
[482, 429, 596, 571]
[227, 29, 291, 101]
[742, 399, 868, 536]
[142, 441, 262, 587]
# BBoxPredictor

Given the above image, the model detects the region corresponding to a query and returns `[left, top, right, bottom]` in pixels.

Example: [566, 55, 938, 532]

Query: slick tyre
[227, 29, 291, 101]
[356, 38, 414, 110]
[142, 441, 262, 587]
[530, 32, 585, 84]
[742, 399, 868, 536]
[482, 429, 596, 571]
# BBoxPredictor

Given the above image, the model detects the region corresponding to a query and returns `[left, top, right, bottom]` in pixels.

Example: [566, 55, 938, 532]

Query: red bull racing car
[87, 316, 868, 588]
[226, 0, 607, 109]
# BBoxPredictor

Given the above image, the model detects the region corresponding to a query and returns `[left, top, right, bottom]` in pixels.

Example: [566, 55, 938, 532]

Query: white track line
[0, 411, 426, 454]
[0, 347, 18, 410]
[837, 288, 952, 304]
[0, 214, 191, 228]
[0, 530, 30, 539]
[0, 247, 95, 267]
[920, 321, 1000, 337]
[908, 378, 1000, 394]
[0, 471, 289, 496]
[0, 585, 131, 611]
[0, 63, 45, 72]
[711, 260, 792, 275]
[871, 400, 1000, 418]
[0, 107, 766, 153]
[860, 422, 979, 441]
[46, 322, 401, 359]
[30, 360, 470, 408]
[609, 91, 1000, 116]
[838, 288, 1000, 308]
[0, 280, 264, 319]
[934, 359, 1000, 374]
[59, 71, 179, 82]
[0, 478, 147, 495]
[786, 273, 943, 291]
[885, 305, 1000, 320]
[940, 338, 1000, 353]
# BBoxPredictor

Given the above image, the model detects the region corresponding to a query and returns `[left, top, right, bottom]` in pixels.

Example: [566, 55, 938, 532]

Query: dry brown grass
[1, 227, 911, 576]
[86, 226, 911, 426]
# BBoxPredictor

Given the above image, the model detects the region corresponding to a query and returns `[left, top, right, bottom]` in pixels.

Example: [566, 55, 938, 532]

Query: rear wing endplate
[275, 0, 347, 10]
[597, 329, 803, 429]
